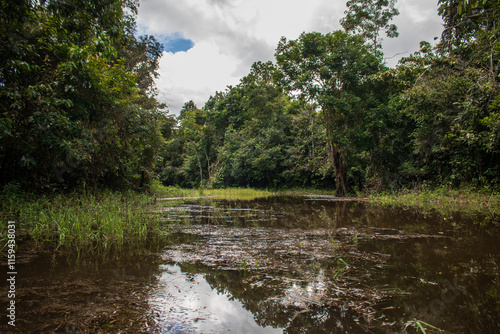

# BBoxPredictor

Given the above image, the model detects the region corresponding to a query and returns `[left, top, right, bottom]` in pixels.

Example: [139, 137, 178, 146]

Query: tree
[0, 0, 165, 190]
[438, 0, 499, 51]
[398, 54, 499, 187]
[340, 0, 399, 53]
[275, 31, 384, 196]
[206, 62, 295, 188]
[394, 0, 500, 188]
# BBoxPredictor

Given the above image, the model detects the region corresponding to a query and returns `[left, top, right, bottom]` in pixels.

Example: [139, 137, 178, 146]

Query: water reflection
[158, 196, 500, 333]
[148, 262, 366, 334]
[2, 196, 499, 333]
[0, 250, 163, 333]
[148, 264, 281, 333]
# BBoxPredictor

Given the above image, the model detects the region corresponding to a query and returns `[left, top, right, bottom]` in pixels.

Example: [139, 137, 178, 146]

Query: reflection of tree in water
[0, 251, 165, 333]
[175, 263, 360, 332]
[163, 197, 500, 332]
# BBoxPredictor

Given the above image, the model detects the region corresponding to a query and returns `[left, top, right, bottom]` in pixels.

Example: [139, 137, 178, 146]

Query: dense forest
[0, 0, 166, 191]
[1, 0, 499, 196]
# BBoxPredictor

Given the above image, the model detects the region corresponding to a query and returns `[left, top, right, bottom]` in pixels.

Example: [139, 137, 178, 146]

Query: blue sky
[158, 32, 195, 53]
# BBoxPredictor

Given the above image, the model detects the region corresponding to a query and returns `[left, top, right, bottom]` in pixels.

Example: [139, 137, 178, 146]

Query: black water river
[1, 196, 500, 333]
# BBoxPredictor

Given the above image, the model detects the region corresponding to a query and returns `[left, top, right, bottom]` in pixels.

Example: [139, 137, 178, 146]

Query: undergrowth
[0, 189, 166, 256]
[366, 186, 500, 214]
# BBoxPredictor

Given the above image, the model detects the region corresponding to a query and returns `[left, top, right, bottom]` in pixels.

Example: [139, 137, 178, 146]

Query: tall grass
[199, 188, 276, 200]
[0, 184, 276, 256]
[366, 186, 500, 214]
[153, 182, 277, 201]
[0, 190, 166, 256]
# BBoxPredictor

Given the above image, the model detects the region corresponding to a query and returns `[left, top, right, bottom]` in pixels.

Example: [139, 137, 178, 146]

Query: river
[2, 195, 499, 333]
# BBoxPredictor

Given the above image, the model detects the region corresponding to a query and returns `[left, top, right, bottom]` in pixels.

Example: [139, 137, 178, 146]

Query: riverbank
[1, 185, 499, 256]
[365, 187, 500, 214]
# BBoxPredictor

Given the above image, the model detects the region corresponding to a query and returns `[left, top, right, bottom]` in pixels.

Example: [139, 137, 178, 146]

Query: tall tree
[340, 0, 399, 53]
[275, 31, 383, 196]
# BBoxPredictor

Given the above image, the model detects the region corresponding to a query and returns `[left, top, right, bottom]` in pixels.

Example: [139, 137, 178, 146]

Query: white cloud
[137, 0, 444, 114]
[382, 0, 444, 67]
[155, 40, 240, 112]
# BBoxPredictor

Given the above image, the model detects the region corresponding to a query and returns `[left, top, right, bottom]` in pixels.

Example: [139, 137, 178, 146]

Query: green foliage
[275, 31, 386, 195]
[0, 0, 165, 191]
[157, 61, 335, 189]
[438, 0, 499, 52]
[340, 0, 400, 53]
[156, 0, 500, 194]
[0, 189, 166, 256]
[401, 58, 499, 187]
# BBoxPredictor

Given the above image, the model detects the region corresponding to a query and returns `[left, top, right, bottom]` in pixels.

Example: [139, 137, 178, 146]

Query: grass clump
[366, 186, 500, 214]
[0, 189, 166, 256]
[198, 187, 276, 200]
[153, 183, 277, 201]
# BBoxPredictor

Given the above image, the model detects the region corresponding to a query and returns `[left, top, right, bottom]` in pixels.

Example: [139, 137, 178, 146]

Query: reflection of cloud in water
[148, 264, 282, 333]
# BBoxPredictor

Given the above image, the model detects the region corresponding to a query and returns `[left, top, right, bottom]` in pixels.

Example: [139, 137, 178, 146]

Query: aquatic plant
[0, 190, 166, 256]
[328, 234, 340, 251]
[404, 318, 443, 333]
[333, 258, 349, 280]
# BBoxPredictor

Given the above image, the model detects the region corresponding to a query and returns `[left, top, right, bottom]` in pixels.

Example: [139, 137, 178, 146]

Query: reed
[0, 190, 166, 256]
[366, 186, 500, 214]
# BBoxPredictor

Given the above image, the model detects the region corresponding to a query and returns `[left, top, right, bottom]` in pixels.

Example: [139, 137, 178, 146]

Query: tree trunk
[204, 148, 211, 181]
[190, 142, 203, 185]
[327, 142, 349, 197]
[324, 107, 349, 197]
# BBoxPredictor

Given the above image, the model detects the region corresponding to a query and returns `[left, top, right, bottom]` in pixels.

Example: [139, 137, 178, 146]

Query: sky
[136, 0, 444, 115]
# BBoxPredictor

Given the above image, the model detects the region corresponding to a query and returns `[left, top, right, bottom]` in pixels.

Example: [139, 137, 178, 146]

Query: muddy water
[1, 196, 500, 333]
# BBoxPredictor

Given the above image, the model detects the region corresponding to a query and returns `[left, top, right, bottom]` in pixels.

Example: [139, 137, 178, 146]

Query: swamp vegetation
[1, 191, 500, 332]
[1, 0, 500, 333]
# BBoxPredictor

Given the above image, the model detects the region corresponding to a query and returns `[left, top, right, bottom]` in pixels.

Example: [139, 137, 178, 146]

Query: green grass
[153, 182, 277, 200]
[0, 183, 286, 256]
[197, 187, 277, 200]
[150, 181, 198, 197]
[366, 186, 500, 214]
[0, 184, 278, 256]
[0, 190, 166, 256]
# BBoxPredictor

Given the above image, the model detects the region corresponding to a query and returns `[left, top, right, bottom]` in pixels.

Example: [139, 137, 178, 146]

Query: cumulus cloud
[155, 41, 237, 109]
[136, 0, 444, 114]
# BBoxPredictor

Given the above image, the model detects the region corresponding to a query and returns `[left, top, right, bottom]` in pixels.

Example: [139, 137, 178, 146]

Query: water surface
[1, 196, 499, 333]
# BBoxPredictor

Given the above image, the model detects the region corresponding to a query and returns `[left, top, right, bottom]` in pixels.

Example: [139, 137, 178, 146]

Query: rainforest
[1, 0, 500, 333]
[1, 0, 499, 195]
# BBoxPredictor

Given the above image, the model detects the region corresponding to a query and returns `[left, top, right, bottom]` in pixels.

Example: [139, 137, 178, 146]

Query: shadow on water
[1, 195, 500, 333]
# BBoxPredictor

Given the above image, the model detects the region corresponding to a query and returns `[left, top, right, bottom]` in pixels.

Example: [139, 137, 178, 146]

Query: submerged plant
[353, 232, 359, 245]
[328, 234, 340, 251]
[404, 318, 444, 333]
[333, 258, 349, 280]
[238, 259, 249, 278]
